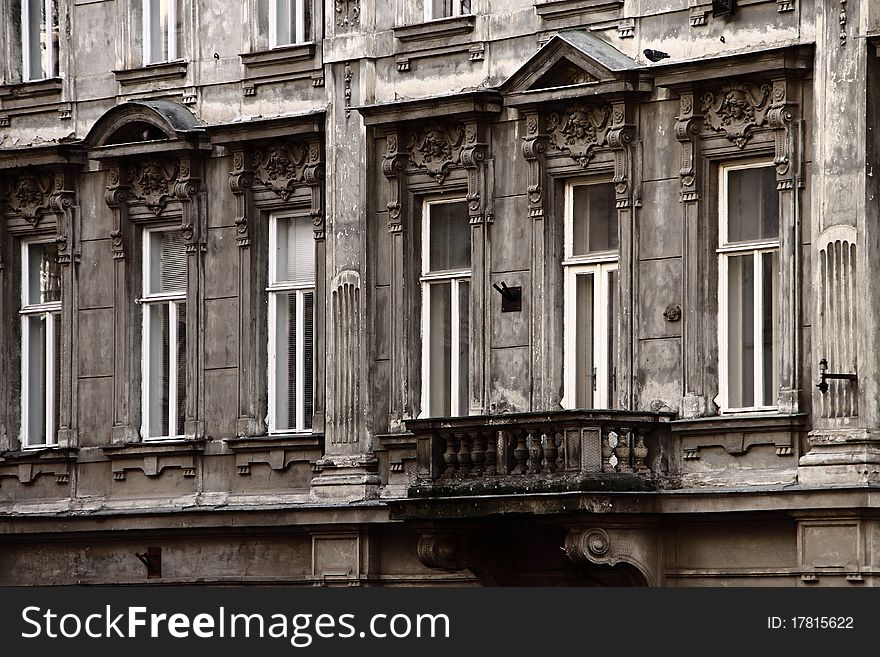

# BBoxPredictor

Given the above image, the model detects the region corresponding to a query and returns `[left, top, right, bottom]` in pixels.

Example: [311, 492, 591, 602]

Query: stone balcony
[405, 409, 676, 497]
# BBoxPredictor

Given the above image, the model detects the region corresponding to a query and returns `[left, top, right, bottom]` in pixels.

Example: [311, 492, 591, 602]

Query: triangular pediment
[500, 31, 649, 104]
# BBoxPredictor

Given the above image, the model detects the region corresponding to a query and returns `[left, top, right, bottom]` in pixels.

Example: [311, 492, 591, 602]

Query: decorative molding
[396, 57, 411, 72]
[617, 18, 635, 38]
[469, 43, 485, 61]
[534, 0, 623, 21]
[229, 150, 254, 248]
[181, 87, 197, 105]
[777, 0, 794, 11]
[393, 15, 476, 43]
[405, 123, 465, 183]
[344, 62, 353, 114]
[113, 61, 188, 86]
[461, 124, 489, 223]
[700, 81, 772, 148]
[674, 90, 703, 203]
[327, 270, 362, 445]
[546, 103, 612, 167]
[839, 0, 847, 45]
[126, 159, 179, 214]
[564, 526, 658, 586]
[0, 115, 9, 127]
[416, 533, 468, 571]
[335, 0, 360, 29]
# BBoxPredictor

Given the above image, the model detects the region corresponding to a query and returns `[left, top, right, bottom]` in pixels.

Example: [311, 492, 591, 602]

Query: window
[421, 199, 470, 417]
[21, 0, 59, 81]
[717, 162, 779, 412]
[562, 181, 618, 410]
[142, 0, 180, 64]
[268, 215, 315, 433]
[19, 239, 61, 447]
[424, 0, 470, 20]
[269, 0, 309, 47]
[141, 228, 187, 439]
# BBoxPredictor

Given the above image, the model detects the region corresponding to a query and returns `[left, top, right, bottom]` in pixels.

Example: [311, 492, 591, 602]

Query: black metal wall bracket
[492, 281, 522, 313]
[816, 358, 857, 394]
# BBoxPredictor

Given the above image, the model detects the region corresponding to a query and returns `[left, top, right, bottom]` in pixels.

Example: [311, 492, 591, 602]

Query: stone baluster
[615, 427, 633, 473]
[513, 430, 529, 475]
[633, 427, 650, 475]
[471, 431, 486, 476]
[442, 433, 459, 478]
[456, 432, 473, 476]
[601, 429, 615, 473]
[527, 430, 543, 474]
[484, 430, 498, 475]
[543, 430, 559, 474]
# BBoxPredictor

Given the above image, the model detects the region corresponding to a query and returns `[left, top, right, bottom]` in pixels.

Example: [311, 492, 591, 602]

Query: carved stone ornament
[701, 81, 772, 149]
[546, 104, 612, 168]
[336, 0, 359, 29]
[127, 159, 179, 214]
[406, 124, 465, 184]
[6, 173, 54, 224]
[252, 142, 319, 201]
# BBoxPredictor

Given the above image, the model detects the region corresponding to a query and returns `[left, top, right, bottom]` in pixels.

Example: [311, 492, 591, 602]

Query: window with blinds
[268, 214, 315, 433]
[142, 227, 188, 439]
[20, 239, 62, 447]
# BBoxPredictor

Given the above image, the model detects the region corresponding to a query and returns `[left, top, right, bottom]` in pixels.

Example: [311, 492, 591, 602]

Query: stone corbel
[303, 142, 326, 241]
[460, 121, 489, 225]
[382, 129, 408, 234]
[607, 100, 636, 209]
[103, 442, 204, 481]
[521, 111, 548, 220]
[229, 148, 254, 248]
[767, 78, 798, 191]
[564, 526, 658, 586]
[104, 166, 131, 261]
[673, 89, 703, 203]
[0, 451, 76, 485]
[174, 157, 204, 253]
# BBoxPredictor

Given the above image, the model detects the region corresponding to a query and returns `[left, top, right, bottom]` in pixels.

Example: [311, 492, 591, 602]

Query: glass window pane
[146, 0, 169, 63]
[27, 241, 60, 305]
[303, 291, 314, 430]
[727, 167, 779, 243]
[572, 183, 617, 255]
[428, 282, 452, 416]
[607, 269, 618, 408]
[575, 273, 595, 408]
[25, 315, 47, 445]
[273, 292, 292, 430]
[428, 201, 470, 272]
[458, 281, 469, 415]
[276, 0, 292, 44]
[727, 254, 754, 408]
[274, 216, 315, 285]
[431, 0, 452, 18]
[762, 252, 778, 407]
[175, 302, 186, 434]
[146, 303, 169, 436]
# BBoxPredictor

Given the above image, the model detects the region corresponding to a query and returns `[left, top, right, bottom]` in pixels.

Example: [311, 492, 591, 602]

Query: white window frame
[21, 0, 57, 82]
[424, 0, 468, 21]
[561, 179, 619, 411]
[141, 226, 187, 440]
[267, 213, 315, 434]
[420, 197, 470, 418]
[269, 0, 306, 48]
[717, 159, 780, 413]
[142, 0, 178, 65]
[19, 238, 61, 448]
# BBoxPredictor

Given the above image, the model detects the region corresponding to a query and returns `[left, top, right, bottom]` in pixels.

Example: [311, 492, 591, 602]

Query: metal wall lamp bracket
[492, 281, 522, 313]
[816, 358, 857, 394]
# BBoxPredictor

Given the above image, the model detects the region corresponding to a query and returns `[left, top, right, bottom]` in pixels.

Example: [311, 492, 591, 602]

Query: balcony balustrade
[405, 410, 675, 497]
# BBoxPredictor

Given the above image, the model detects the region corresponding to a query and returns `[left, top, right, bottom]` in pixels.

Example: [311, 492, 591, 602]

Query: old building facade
[0, 0, 878, 586]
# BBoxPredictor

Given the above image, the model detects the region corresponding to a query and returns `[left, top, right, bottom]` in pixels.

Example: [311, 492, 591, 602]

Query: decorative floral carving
[546, 104, 612, 167]
[252, 142, 314, 200]
[7, 173, 54, 224]
[335, 0, 360, 29]
[127, 159, 178, 213]
[701, 82, 772, 149]
[406, 124, 465, 183]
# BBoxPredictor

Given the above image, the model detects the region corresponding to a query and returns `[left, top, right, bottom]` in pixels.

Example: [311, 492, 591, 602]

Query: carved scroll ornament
[406, 124, 465, 184]
[701, 82, 772, 148]
[547, 104, 612, 168]
[252, 142, 320, 201]
[5, 173, 55, 224]
[127, 159, 179, 214]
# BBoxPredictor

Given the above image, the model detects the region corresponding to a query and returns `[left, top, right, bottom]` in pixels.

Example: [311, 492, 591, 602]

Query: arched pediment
[85, 100, 207, 156]
[500, 31, 651, 106]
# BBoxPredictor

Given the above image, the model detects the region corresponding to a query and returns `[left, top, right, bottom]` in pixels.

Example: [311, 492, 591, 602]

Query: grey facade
[0, 0, 878, 586]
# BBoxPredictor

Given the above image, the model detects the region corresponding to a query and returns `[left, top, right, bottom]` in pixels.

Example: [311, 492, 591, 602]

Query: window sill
[101, 438, 205, 481]
[0, 446, 77, 485]
[0, 77, 62, 100]
[224, 433, 323, 476]
[393, 15, 476, 43]
[239, 43, 322, 94]
[671, 412, 806, 459]
[671, 412, 807, 434]
[113, 61, 188, 86]
[534, 0, 623, 20]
